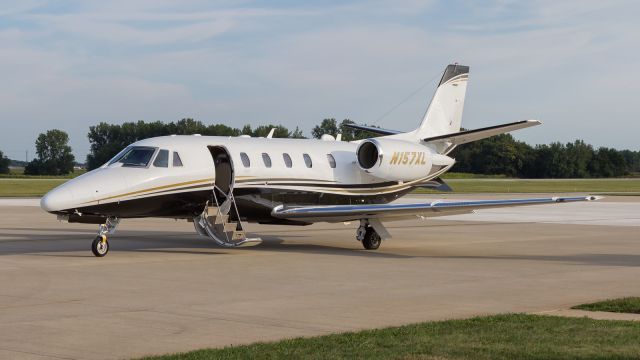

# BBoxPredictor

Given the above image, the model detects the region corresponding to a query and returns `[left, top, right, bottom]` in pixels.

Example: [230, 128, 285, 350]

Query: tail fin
[416, 64, 469, 139]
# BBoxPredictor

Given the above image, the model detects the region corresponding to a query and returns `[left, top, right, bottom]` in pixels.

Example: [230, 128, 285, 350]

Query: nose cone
[41, 187, 74, 213]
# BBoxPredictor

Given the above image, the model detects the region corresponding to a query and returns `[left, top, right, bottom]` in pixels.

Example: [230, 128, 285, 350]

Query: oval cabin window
[283, 153, 292, 168]
[303, 153, 312, 168]
[240, 152, 250, 168]
[262, 153, 272, 168]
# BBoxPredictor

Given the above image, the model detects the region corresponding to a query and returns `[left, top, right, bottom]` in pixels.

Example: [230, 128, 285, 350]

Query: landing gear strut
[92, 218, 119, 257]
[356, 220, 382, 250]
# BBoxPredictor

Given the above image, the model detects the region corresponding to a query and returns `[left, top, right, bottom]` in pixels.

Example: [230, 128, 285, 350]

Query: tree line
[2, 118, 638, 178]
[450, 134, 639, 178]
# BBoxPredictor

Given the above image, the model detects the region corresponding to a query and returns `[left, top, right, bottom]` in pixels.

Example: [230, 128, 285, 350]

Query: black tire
[362, 227, 381, 250]
[91, 235, 109, 257]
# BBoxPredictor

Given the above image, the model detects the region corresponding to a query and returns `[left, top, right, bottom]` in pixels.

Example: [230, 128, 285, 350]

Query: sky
[1, 0, 638, 162]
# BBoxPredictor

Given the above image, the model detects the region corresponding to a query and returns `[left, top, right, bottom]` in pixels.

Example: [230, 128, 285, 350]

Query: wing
[272, 196, 600, 223]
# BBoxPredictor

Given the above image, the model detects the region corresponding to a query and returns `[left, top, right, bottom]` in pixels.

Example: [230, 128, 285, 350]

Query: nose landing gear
[92, 235, 109, 257]
[91, 217, 119, 257]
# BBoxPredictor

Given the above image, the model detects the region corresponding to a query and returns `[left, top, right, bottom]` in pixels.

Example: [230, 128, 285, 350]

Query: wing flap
[272, 196, 600, 223]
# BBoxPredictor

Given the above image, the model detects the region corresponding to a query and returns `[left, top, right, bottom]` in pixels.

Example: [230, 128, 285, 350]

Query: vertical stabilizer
[414, 64, 469, 139]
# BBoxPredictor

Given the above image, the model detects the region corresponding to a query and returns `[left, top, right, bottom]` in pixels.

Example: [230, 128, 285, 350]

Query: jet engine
[356, 138, 453, 182]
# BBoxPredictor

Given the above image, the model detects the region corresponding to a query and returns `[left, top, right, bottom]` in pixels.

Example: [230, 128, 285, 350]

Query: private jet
[41, 64, 598, 257]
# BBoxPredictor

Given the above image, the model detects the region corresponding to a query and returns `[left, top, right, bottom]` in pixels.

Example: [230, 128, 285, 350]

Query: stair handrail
[210, 184, 231, 242]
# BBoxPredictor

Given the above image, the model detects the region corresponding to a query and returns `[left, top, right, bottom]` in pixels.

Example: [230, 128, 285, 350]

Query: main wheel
[362, 227, 381, 250]
[91, 235, 109, 257]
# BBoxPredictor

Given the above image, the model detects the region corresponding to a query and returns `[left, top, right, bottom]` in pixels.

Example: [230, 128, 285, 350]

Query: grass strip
[137, 314, 640, 360]
[572, 297, 640, 314]
[0, 179, 67, 197]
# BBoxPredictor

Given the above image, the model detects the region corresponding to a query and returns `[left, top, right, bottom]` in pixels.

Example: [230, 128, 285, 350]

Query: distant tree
[85, 119, 243, 170]
[620, 150, 640, 174]
[312, 118, 339, 139]
[589, 147, 627, 177]
[251, 124, 290, 138]
[241, 124, 253, 136]
[564, 140, 593, 178]
[452, 134, 533, 177]
[24, 129, 75, 175]
[312, 118, 378, 140]
[338, 119, 380, 141]
[0, 150, 9, 174]
[291, 126, 306, 139]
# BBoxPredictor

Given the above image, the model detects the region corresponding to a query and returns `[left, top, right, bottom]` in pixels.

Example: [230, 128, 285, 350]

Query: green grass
[0, 168, 85, 179]
[416, 178, 640, 194]
[0, 179, 67, 197]
[573, 297, 640, 314]
[441, 172, 508, 179]
[137, 314, 640, 360]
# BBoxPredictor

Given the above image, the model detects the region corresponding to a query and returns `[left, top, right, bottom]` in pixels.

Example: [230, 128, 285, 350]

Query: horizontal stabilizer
[342, 123, 402, 137]
[423, 120, 541, 145]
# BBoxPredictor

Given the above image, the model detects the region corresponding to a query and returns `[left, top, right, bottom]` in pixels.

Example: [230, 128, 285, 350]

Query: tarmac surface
[1, 194, 639, 359]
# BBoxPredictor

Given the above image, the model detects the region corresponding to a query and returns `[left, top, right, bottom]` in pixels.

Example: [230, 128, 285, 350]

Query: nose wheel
[91, 235, 109, 257]
[91, 217, 119, 257]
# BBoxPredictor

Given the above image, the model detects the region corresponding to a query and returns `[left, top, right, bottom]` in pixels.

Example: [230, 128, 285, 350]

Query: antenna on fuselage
[266, 128, 275, 139]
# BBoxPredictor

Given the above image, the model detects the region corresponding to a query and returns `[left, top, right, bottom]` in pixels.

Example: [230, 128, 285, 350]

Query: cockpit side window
[116, 147, 157, 167]
[153, 149, 169, 168]
[107, 146, 131, 166]
[173, 152, 183, 167]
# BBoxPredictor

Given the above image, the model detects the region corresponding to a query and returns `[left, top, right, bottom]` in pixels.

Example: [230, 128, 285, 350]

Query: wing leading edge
[272, 196, 601, 223]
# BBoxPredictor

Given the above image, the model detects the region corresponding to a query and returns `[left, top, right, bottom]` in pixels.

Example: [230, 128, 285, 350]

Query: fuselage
[41, 135, 451, 224]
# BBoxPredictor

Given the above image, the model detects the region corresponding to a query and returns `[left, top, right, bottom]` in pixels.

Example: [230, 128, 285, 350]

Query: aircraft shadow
[0, 229, 412, 259]
[2, 228, 638, 266]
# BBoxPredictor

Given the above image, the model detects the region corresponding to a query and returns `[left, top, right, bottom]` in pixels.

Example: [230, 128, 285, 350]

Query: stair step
[207, 214, 228, 224]
[230, 231, 245, 241]
[213, 222, 237, 233]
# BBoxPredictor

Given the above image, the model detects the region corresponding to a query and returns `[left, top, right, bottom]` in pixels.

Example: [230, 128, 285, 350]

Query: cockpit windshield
[108, 146, 157, 167]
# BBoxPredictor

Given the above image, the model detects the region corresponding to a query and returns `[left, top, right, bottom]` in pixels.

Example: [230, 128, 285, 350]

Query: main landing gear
[356, 220, 382, 250]
[91, 217, 120, 257]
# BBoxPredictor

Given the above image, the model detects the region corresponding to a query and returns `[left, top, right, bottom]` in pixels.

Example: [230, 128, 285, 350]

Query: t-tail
[344, 64, 541, 154]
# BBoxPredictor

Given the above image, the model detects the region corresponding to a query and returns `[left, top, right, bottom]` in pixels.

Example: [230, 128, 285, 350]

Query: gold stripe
[91, 178, 214, 203]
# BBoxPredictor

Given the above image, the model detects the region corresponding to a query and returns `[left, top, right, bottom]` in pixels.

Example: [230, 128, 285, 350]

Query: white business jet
[41, 64, 598, 257]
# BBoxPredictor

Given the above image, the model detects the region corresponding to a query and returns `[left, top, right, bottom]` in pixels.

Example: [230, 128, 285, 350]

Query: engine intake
[357, 140, 380, 169]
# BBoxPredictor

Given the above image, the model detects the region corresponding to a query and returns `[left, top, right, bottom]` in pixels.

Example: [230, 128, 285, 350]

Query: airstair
[194, 185, 260, 247]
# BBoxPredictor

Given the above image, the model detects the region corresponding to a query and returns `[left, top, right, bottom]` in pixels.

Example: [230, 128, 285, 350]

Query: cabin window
[240, 152, 250, 168]
[327, 154, 336, 168]
[115, 146, 157, 167]
[262, 153, 272, 168]
[173, 152, 183, 167]
[283, 153, 292, 168]
[153, 149, 169, 168]
[303, 153, 312, 168]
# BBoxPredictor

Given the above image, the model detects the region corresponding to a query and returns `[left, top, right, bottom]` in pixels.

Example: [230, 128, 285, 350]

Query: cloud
[0, 0, 639, 161]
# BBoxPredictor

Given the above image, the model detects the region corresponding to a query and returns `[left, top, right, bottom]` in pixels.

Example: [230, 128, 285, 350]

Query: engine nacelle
[356, 138, 453, 182]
